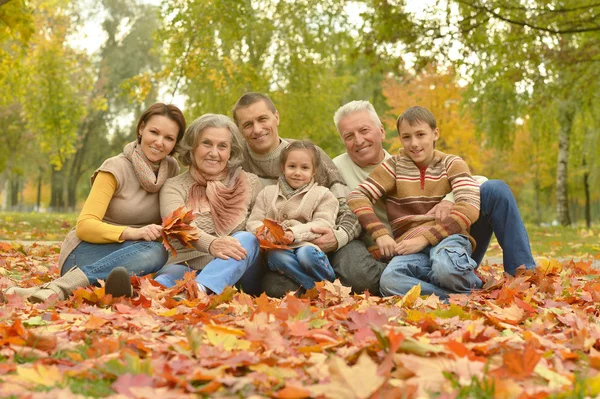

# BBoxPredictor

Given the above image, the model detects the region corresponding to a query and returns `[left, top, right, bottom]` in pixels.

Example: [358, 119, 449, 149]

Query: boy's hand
[376, 235, 396, 258]
[426, 200, 453, 223]
[394, 236, 429, 255]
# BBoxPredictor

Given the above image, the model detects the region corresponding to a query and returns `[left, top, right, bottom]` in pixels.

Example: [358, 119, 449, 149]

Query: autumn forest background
[1, 0, 599, 228]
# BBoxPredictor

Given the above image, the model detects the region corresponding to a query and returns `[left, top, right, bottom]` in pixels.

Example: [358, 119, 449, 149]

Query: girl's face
[138, 115, 179, 162]
[283, 149, 315, 189]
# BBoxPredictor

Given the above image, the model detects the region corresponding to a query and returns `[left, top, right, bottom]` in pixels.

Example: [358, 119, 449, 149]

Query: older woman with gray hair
[108, 113, 263, 296]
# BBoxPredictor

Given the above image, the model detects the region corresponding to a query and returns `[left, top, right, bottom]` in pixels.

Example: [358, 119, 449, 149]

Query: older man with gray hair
[332, 100, 536, 296]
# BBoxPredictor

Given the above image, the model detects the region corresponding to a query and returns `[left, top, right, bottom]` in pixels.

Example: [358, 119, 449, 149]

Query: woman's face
[193, 127, 232, 177]
[138, 115, 179, 162]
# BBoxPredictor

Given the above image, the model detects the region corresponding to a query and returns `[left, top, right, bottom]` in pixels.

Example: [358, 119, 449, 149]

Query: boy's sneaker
[105, 267, 133, 298]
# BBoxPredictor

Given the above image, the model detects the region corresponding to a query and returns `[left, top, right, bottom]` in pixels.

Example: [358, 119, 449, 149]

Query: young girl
[246, 140, 339, 290]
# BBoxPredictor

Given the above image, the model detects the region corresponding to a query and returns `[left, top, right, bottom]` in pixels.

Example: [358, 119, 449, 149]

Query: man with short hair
[233, 92, 373, 297]
[333, 100, 536, 294]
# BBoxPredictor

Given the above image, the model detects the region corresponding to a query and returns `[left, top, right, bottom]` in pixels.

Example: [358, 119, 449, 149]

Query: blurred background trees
[0, 0, 598, 226]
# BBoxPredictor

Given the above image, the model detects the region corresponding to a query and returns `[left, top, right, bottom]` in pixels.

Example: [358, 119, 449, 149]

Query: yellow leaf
[534, 364, 572, 390]
[396, 283, 421, 308]
[16, 365, 63, 387]
[203, 325, 250, 351]
[158, 308, 178, 317]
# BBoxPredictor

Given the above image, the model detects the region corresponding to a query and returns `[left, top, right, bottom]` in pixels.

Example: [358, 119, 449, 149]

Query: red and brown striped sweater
[348, 150, 480, 256]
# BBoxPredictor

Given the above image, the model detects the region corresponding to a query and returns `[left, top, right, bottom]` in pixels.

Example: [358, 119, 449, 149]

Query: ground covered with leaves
[1, 242, 600, 398]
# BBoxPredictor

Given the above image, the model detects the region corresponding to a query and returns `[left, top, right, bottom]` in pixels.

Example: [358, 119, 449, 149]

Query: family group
[4, 92, 536, 303]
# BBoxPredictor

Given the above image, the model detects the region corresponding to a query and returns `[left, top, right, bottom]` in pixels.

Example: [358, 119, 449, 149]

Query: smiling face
[283, 149, 315, 189]
[337, 110, 386, 168]
[193, 127, 232, 177]
[398, 119, 439, 168]
[138, 115, 179, 162]
[234, 100, 280, 154]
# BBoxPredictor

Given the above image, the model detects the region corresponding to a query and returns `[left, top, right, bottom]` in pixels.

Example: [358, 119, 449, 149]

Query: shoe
[2, 286, 41, 302]
[105, 267, 133, 298]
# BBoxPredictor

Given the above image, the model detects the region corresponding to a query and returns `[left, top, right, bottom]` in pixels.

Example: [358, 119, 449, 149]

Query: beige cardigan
[246, 180, 339, 251]
[160, 169, 261, 270]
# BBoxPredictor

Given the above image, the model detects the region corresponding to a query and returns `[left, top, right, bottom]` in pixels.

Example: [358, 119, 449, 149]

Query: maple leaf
[255, 218, 292, 250]
[161, 206, 201, 256]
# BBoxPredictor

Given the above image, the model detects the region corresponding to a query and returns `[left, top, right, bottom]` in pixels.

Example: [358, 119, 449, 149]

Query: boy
[347, 106, 482, 299]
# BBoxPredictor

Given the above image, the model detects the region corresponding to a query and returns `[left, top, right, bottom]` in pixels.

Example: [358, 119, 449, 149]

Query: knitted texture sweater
[240, 138, 360, 249]
[348, 150, 480, 252]
[160, 169, 261, 270]
[246, 179, 339, 250]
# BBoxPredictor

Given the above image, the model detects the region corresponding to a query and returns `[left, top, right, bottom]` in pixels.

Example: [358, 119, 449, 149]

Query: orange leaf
[161, 206, 201, 256]
[85, 315, 109, 330]
[272, 385, 311, 399]
[255, 218, 292, 250]
[500, 341, 542, 380]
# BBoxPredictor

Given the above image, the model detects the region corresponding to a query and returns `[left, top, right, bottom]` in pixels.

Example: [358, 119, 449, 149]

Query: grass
[0, 212, 77, 241]
[485, 223, 600, 259]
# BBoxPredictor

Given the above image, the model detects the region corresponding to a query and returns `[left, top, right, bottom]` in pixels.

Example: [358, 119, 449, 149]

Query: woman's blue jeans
[153, 232, 263, 295]
[61, 240, 168, 285]
[266, 246, 335, 289]
[379, 234, 482, 300]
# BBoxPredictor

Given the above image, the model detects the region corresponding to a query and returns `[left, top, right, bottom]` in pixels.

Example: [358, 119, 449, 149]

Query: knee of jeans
[481, 180, 512, 201]
[431, 246, 476, 277]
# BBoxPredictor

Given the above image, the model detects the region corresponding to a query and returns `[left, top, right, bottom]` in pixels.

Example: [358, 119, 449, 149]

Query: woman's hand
[376, 235, 396, 259]
[394, 236, 429, 255]
[120, 224, 163, 241]
[209, 236, 248, 260]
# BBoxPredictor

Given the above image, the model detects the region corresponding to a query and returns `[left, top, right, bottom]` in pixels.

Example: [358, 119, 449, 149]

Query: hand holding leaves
[255, 218, 293, 250]
[161, 206, 200, 256]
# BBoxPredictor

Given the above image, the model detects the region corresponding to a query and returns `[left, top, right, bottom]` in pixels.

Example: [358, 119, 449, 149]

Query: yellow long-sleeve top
[75, 171, 127, 243]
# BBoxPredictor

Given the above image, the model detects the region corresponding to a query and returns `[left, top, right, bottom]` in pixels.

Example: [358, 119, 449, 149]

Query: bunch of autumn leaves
[161, 206, 291, 256]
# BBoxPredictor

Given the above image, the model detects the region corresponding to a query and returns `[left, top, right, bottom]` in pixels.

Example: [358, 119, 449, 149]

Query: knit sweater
[58, 154, 180, 268]
[160, 169, 261, 270]
[240, 138, 359, 249]
[348, 150, 480, 252]
[246, 180, 339, 250]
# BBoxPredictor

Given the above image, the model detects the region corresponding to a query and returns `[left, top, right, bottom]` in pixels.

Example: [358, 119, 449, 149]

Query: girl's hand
[394, 236, 429, 255]
[121, 224, 163, 241]
[284, 230, 294, 243]
[209, 236, 248, 260]
[376, 235, 396, 258]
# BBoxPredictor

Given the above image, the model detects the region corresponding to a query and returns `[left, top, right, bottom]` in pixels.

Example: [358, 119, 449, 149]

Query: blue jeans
[61, 240, 168, 285]
[153, 232, 262, 295]
[470, 180, 536, 274]
[266, 246, 335, 289]
[380, 235, 482, 299]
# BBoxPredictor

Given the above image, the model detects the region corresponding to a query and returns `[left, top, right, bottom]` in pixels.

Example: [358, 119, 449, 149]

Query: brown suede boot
[105, 267, 133, 298]
[29, 268, 90, 304]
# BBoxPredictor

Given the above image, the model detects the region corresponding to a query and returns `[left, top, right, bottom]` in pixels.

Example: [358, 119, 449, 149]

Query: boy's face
[398, 120, 439, 168]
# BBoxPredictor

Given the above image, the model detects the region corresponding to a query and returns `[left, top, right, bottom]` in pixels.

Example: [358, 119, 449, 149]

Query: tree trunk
[50, 167, 65, 211]
[36, 167, 43, 211]
[583, 157, 591, 228]
[9, 177, 19, 208]
[555, 101, 574, 226]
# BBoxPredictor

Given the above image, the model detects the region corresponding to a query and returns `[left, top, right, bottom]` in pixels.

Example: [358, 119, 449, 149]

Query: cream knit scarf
[122, 141, 170, 193]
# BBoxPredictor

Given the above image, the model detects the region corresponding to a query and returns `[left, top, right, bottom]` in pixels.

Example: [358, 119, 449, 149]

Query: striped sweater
[348, 150, 480, 255]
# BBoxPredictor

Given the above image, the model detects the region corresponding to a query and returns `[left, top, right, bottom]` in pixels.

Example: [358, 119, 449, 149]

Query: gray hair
[178, 114, 245, 170]
[333, 100, 382, 133]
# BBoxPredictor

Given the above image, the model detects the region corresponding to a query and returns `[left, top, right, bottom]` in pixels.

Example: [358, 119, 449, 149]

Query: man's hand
[376, 235, 396, 258]
[209, 236, 248, 260]
[426, 200, 453, 223]
[309, 226, 338, 252]
[394, 236, 429, 255]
